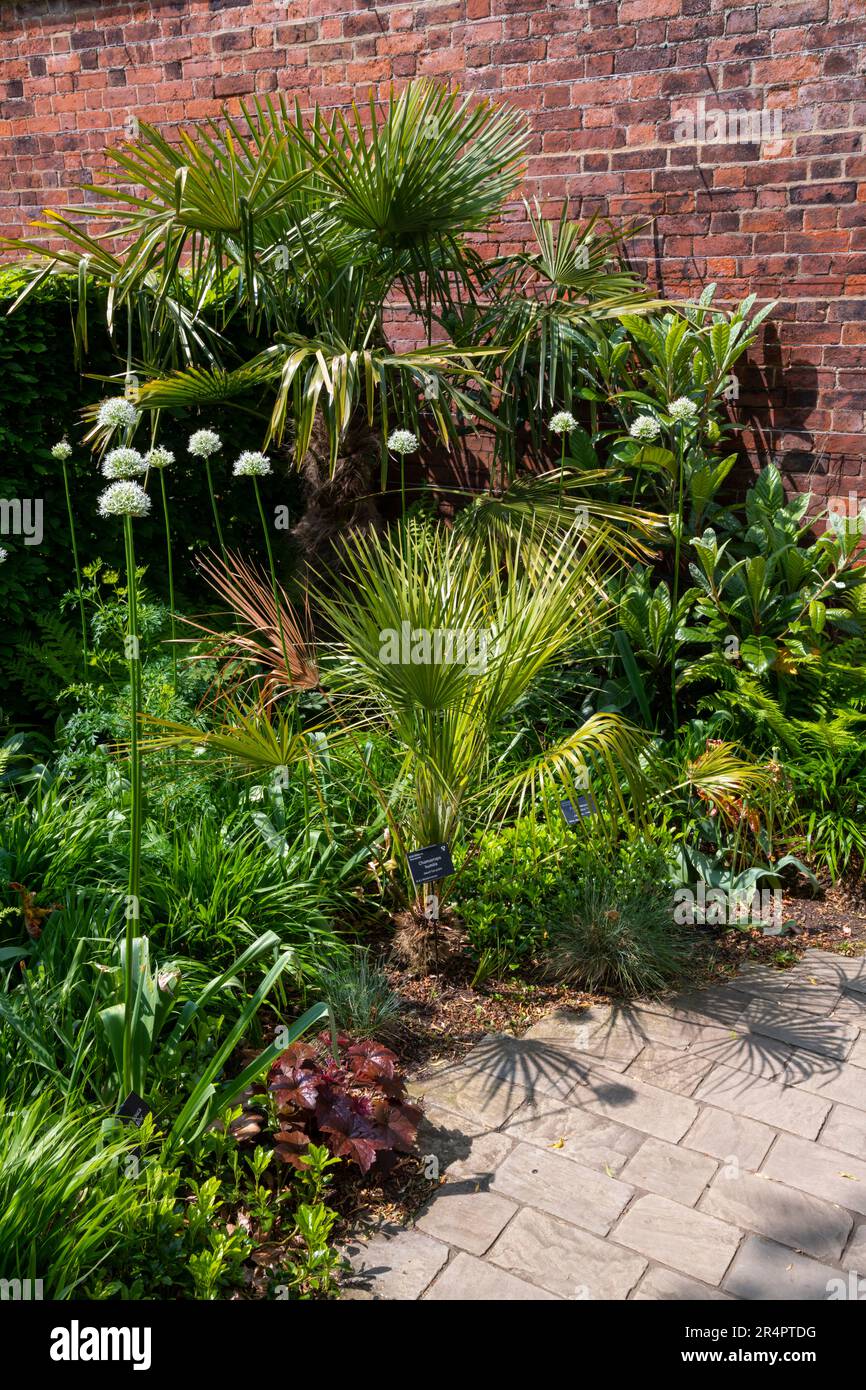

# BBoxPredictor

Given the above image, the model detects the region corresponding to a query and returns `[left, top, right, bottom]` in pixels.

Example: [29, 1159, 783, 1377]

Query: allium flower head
[102, 447, 146, 480]
[97, 480, 151, 519]
[97, 398, 139, 431]
[629, 414, 661, 442]
[188, 429, 222, 458]
[51, 439, 73, 462]
[668, 396, 698, 421]
[550, 411, 577, 435]
[387, 429, 419, 456]
[233, 450, 272, 478]
[144, 446, 174, 470]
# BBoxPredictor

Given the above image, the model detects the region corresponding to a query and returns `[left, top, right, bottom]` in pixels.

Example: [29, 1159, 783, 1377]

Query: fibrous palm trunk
[291, 415, 384, 577]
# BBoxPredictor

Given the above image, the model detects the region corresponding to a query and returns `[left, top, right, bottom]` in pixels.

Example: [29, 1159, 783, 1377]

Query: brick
[489, 1207, 646, 1300]
[491, 1142, 634, 1235]
[0, 3, 860, 502]
[700, 1169, 852, 1260]
[724, 1235, 841, 1300]
[612, 1194, 742, 1285]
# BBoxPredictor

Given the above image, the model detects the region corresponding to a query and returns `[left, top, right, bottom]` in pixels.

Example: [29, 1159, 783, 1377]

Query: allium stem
[671, 425, 685, 733]
[122, 514, 143, 1096]
[252, 475, 290, 679]
[159, 469, 178, 691]
[204, 457, 227, 562]
[61, 459, 88, 662]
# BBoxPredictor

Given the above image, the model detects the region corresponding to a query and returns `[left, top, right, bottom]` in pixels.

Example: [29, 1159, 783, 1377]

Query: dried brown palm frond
[180, 549, 319, 705]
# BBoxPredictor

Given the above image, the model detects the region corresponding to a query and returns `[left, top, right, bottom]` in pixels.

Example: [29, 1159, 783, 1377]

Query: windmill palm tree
[8, 80, 657, 560]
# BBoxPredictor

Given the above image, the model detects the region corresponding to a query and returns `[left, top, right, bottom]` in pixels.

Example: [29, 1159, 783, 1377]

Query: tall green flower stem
[158, 470, 178, 691]
[121, 514, 143, 1096]
[61, 459, 88, 662]
[251, 476, 311, 827]
[205, 458, 228, 564]
[670, 425, 685, 732]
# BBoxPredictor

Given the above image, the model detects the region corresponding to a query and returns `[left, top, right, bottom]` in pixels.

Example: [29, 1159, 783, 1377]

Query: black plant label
[560, 793, 598, 824]
[117, 1091, 151, 1128]
[407, 842, 455, 885]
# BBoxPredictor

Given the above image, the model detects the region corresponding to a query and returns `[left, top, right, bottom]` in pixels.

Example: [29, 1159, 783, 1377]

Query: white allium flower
[51, 439, 73, 462]
[97, 398, 139, 431]
[387, 429, 419, 456]
[144, 446, 174, 470]
[550, 410, 577, 435]
[102, 447, 146, 480]
[233, 450, 272, 477]
[629, 414, 662, 442]
[97, 480, 151, 519]
[0, 548, 7, 563]
[668, 396, 698, 421]
[188, 429, 222, 458]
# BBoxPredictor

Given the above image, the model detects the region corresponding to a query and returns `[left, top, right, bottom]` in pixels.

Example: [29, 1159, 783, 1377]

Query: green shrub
[457, 817, 677, 972]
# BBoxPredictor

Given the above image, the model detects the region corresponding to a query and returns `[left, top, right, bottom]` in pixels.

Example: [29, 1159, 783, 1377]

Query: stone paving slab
[415, 1185, 518, 1255]
[723, 1236, 841, 1301]
[699, 1169, 853, 1261]
[620, 1136, 718, 1206]
[761, 1132, 866, 1216]
[820, 1102, 866, 1161]
[340, 948, 866, 1301]
[488, 1206, 647, 1300]
[503, 1097, 645, 1174]
[681, 1106, 776, 1171]
[568, 1064, 700, 1141]
[633, 1267, 734, 1300]
[693, 1063, 832, 1138]
[423, 1251, 559, 1300]
[611, 1193, 742, 1285]
[491, 1141, 634, 1235]
[624, 1042, 714, 1096]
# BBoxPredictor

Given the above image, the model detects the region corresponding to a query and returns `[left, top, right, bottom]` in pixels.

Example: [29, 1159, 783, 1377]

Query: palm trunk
[291, 415, 384, 577]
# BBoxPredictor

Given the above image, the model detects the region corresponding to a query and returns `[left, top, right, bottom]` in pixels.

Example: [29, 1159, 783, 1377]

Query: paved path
[343, 950, 866, 1300]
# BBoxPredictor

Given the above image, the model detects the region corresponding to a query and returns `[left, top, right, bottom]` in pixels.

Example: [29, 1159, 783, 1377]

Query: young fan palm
[317, 517, 647, 884]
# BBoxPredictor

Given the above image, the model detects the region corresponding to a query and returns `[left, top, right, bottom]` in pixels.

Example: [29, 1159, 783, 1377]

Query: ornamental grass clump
[545, 869, 694, 998]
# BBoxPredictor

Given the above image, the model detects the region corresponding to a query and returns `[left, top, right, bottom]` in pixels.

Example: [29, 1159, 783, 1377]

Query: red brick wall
[1, 0, 864, 498]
